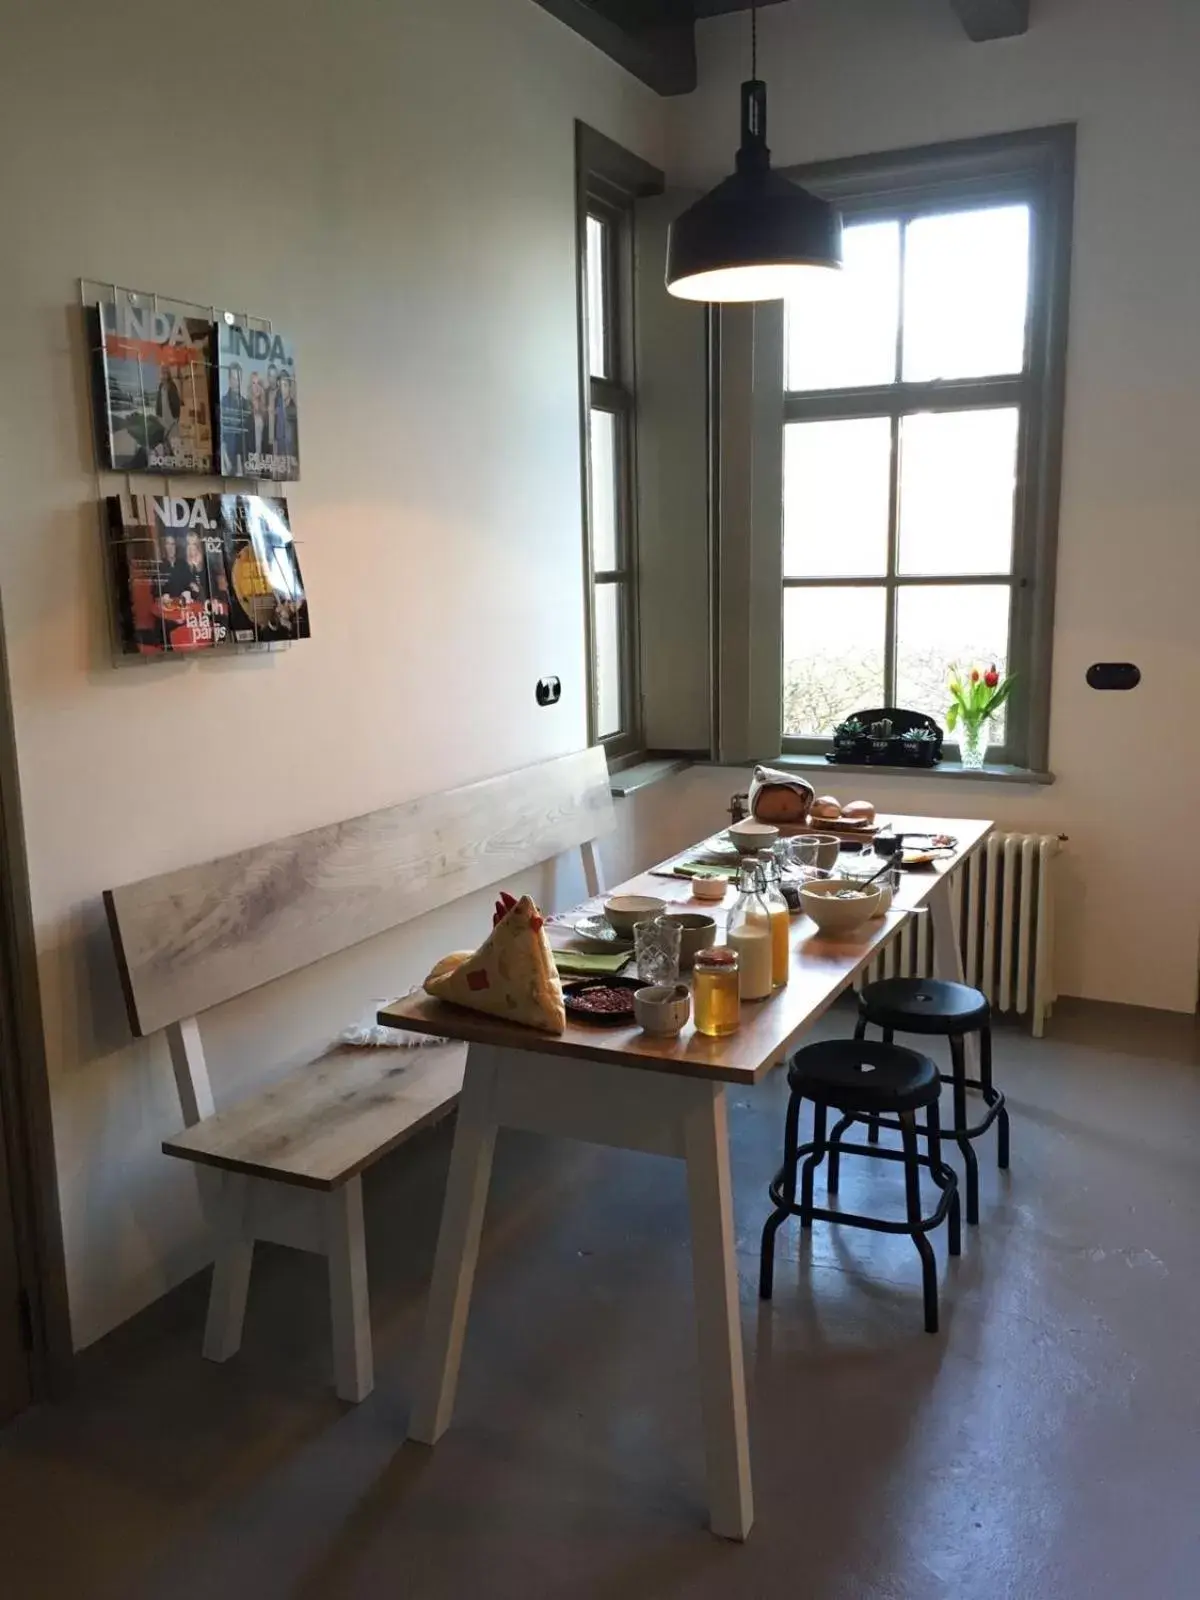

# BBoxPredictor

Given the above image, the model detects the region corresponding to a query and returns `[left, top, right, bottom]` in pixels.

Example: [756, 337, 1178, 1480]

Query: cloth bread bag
[424, 892, 566, 1034]
[748, 765, 815, 825]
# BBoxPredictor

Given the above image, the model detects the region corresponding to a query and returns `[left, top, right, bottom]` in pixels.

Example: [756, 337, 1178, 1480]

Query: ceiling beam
[950, 0, 1031, 41]
[532, 0, 696, 95]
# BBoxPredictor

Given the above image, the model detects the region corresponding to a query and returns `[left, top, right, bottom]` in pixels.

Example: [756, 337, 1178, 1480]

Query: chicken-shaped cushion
[423, 892, 566, 1034]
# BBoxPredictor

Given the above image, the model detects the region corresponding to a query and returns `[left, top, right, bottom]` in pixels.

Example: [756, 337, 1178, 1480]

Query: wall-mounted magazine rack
[81, 279, 309, 664]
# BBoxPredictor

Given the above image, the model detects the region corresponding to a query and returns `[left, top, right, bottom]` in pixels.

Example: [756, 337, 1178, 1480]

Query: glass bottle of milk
[727, 863, 774, 1001]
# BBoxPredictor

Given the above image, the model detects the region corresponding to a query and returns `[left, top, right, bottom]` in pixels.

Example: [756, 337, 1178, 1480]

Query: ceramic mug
[634, 983, 692, 1037]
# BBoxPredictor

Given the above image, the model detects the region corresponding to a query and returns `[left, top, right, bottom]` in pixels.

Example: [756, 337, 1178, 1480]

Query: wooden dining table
[379, 813, 992, 1541]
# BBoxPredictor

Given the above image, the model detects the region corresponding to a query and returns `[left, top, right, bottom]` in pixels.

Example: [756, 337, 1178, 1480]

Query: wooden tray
[773, 817, 884, 841]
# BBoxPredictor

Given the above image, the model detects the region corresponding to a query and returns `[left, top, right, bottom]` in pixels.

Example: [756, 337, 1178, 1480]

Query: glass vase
[960, 722, 988, 770]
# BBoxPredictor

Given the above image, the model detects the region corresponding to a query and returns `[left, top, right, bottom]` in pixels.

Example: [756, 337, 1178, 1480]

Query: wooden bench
[104, 748, 614, 1401]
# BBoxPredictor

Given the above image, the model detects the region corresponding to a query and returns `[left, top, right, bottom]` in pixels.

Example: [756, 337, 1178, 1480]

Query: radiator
[860, 833, 1061, 1036]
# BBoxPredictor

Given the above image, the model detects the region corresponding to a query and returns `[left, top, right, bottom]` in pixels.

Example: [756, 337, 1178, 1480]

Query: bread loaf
[810, 795, 842, 820]
[842, 799, 876, 823]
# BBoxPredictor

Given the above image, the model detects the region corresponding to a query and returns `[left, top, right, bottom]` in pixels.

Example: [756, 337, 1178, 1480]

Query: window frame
[576, 126, 663, 762]
[775, 126, 1075, 771]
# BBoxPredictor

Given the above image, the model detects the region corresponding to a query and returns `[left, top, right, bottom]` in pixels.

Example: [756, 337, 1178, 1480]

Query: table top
[378, 815, 992, 1088]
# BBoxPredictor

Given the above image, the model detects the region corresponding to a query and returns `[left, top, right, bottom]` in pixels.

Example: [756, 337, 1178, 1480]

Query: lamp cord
[751, 2, 758, 79]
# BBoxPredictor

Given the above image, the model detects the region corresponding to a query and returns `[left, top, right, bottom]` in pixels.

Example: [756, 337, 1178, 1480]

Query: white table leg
[408, 1051, 498, 1444]
[683, 1086, 754, 1542]
[929, 870, 981, 1074]
[203, 1173, 254, 1363]
[327, 1177, 374, 1403]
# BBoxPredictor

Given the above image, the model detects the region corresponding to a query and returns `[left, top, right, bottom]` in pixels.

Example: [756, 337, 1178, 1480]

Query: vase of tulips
[946, 664, 1014, 770]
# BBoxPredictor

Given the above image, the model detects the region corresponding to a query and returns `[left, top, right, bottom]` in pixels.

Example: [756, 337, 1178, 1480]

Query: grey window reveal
[772, 126, 1074, 771]
[576, 126, 664, 760]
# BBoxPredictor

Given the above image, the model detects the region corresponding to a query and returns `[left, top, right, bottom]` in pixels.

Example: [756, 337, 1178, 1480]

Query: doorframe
[0, 590, 71, 1400]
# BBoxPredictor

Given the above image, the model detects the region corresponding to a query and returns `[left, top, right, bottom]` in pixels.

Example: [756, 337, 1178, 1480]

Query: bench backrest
[106, 747, 614, 1038]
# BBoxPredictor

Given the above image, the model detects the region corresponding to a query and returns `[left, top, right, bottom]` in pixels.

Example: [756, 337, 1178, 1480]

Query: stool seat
[788, 1038, 939, 1116]
[858, 977, 989, 1035]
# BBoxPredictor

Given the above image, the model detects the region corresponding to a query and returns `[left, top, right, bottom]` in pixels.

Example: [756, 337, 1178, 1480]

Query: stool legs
[825, 1110, 857, 1195]
[900, 1112, 939, 1334]
[925, 1100, 961, 1259]
[799, 1104, 828, 1229]
[854, 1015, 888, 1145]
[759, 1089, 803, 1300]
[949, 1035, 980, 1226]
[980, 1024, 1010, 1170]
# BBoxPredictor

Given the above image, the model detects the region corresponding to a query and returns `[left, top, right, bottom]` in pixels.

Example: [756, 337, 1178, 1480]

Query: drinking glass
[788, 837, 825, 882]
[634, 917, 682, 985]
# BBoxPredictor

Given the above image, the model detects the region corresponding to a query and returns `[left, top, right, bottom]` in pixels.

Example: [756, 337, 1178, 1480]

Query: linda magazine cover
[105, 494, 310, 655]
[89, 301, 300, 482]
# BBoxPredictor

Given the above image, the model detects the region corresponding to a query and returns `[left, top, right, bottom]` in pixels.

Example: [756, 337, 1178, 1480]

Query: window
[577, 128, 663, 760]
[776, 128, 1074, 769]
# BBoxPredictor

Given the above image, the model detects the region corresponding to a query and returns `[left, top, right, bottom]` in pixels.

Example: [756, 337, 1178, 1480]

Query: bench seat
[163, 1043, 465, 1192]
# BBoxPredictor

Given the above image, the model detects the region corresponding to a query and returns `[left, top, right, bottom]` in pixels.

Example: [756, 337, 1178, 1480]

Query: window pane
[594, 581, 624, 740]
[898, 408, 1019, 575]
[783, 587, 886, 738]
[902, 204, 1030, 381]
[786, 221, 900, 392]
[586, 214, 608, 379]
[589, 408, 619, 571]
[895, 585, 1011, 740]
[784, 418, 892, 578]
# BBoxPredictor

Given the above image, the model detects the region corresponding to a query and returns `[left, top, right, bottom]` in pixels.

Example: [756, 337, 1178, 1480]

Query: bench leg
[326, 1177, 374, 1403]
[203, 1174, 254, 1363]
[408, 1053, 498, 1445]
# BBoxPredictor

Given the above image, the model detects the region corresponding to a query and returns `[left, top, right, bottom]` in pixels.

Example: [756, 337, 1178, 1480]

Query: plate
[571, 915, 631, 950]
[562, 975, 641, 1026]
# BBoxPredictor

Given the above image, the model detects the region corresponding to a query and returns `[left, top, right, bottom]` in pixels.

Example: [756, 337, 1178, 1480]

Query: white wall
[0, 0, 664, 1349]
[668, 0, 1200, 1016]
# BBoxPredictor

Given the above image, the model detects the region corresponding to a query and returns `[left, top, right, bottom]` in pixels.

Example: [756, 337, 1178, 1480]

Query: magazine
[213, 495, 310, 643]
[216, 323, 300, 481]
[106, 495, 230, 655]
[91, 302, 216, 474]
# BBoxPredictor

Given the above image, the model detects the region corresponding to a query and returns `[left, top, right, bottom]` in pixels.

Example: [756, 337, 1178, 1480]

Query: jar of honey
[694, 947, 741, 1038]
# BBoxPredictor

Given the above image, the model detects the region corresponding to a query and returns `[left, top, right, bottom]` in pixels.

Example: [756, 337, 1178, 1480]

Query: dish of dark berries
[562, 975, 642, 1026]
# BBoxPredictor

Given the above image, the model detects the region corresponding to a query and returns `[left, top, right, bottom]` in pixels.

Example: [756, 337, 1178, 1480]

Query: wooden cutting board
[774, 816, 884, 841]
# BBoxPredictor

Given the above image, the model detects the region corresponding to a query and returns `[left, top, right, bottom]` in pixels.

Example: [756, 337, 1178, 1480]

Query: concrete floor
[2, 1000, 1198, 1599]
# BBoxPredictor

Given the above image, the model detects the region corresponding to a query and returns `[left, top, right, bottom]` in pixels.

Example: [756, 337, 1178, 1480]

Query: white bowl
[604, 894, 666, 937]
[800, 877, 885, 936]
[726, 819, 780, 854]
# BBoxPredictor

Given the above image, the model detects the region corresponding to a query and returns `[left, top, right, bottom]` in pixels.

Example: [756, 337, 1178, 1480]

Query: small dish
[604, 894, 667, 937]
[634, 983, 692, 1037]
[660, 911, 717, 969]
[571, 914, 631, 950]
[691, 874, 728, 904]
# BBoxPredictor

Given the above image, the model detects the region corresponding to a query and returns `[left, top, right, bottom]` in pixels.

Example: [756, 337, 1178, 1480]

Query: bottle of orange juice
[757, 852, 792, 989]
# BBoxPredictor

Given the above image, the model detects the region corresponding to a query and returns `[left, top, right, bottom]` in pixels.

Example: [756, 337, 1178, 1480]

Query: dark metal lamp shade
[666, 80, 842, 303]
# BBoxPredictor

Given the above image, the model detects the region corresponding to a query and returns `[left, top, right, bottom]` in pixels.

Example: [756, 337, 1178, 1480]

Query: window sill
[609, 756, 693, 797]
[774, 754, 1054, 786]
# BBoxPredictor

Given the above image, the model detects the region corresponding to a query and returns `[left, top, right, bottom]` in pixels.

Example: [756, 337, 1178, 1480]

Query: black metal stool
[855, 977, 1010, 1227]
[759, 1039, 960, 1334]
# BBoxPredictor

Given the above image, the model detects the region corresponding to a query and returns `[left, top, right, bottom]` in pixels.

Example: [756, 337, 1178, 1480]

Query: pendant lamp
[665, 5, 842, 302]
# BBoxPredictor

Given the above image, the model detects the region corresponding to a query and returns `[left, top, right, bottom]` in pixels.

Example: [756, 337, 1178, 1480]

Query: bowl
[805, 832, 843, 871]
[800, 877, 885, 936]
[604, 894, 666, 937]
[634, 983, 691, 1037]
[690, 874, 728, 904]
[727, 819, 780, 854]
[661, 911, 717, 970]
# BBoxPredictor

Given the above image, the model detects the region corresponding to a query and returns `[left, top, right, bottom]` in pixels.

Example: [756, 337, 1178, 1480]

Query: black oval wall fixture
[1086, 663, 1141, 691]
